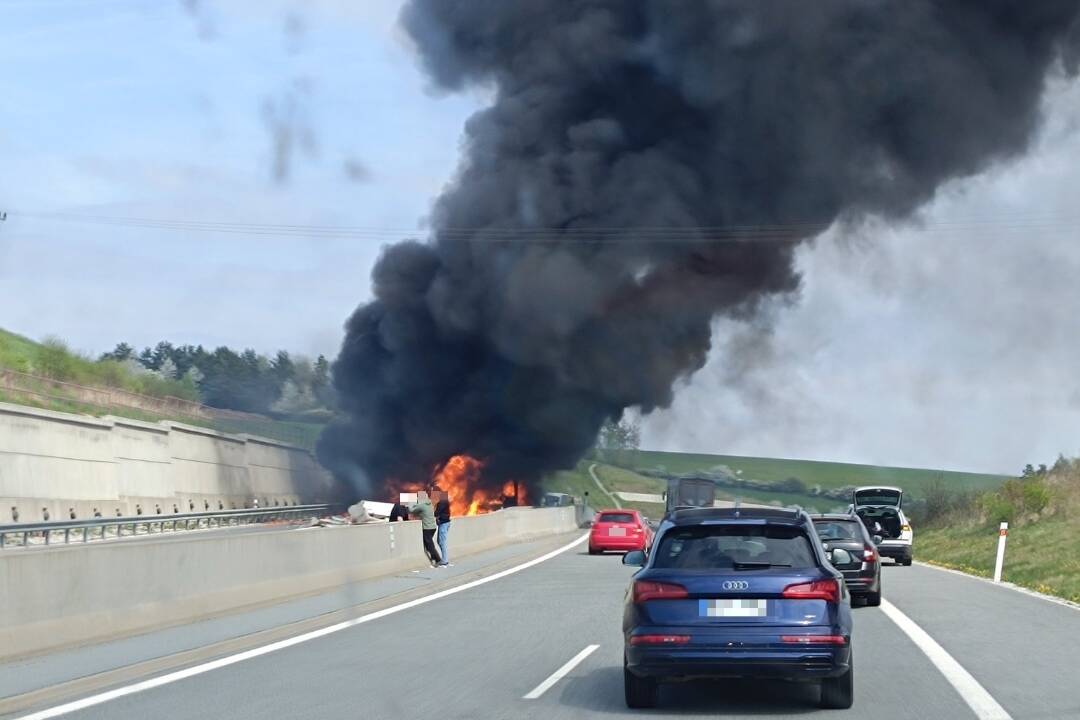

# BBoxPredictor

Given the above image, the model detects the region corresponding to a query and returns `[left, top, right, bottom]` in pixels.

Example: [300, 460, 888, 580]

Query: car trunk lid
[853, 487, 902, 508]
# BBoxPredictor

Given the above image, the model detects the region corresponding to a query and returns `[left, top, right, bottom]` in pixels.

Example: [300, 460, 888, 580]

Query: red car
[589, 509, 653, 554]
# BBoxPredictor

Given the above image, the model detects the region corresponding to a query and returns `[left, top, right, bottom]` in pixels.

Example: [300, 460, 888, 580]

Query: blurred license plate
[608, 527, 626, 536]
[700, 599, 767, 618]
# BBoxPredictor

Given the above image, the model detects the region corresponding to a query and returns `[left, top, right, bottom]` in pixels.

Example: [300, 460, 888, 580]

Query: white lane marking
[522, 644, 600, 700]
[915, 561, 1080, 613]
[880, 599, 1012, 720]
[15, 533, 590, 720]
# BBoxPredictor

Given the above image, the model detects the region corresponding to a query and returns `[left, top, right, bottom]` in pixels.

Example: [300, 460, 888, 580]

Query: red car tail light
[782, 579, 840, 603]
[781, 635, 848, 645]
[632, 580, 688, 603]
[863, 545, 877, 562]
[630, 634, 691, 646]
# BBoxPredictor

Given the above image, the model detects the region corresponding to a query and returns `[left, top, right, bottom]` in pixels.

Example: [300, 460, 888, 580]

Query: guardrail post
[993, 521, 1008, 582]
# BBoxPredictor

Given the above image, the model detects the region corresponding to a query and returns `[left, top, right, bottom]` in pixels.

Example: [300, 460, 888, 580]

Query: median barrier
[0, 505, 576, 661]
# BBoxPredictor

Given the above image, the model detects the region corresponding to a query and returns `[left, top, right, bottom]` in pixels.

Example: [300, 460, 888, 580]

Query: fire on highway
[3, 1, 1080, 719]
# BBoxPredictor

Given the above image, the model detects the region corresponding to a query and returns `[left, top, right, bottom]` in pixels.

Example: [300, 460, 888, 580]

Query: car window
[598, 512, 634, 524]
[652, 525, 817, 569]
[813, 521, 861, 541]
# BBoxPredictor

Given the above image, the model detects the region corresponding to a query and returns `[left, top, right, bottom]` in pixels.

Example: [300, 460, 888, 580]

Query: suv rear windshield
[652, 524, 816, 570]
[813, 520, 863, 541]
[598, 512, 635, 524]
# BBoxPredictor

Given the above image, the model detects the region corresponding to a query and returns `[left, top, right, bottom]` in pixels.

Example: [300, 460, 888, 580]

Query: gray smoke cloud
[319, 1, 1080, 495]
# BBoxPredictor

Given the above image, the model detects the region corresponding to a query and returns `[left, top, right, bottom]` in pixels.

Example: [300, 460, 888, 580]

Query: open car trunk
[853, 487, 902, 508]
[856, 507, 902, 539]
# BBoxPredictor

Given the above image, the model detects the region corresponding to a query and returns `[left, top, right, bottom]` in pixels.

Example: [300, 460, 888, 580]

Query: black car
[622, 507, 854, 710]
[810, 514, 882, 607]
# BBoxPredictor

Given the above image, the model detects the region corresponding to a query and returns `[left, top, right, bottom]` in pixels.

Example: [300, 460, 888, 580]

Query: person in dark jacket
[409, 492, 440, 567]
[389, 500, 410, 522]
[434, 495, 451, 567]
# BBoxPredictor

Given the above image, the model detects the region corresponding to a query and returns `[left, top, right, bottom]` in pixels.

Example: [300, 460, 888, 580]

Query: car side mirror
[830, 548, 854, 565]
[872, 535, 883, 545]
[623, 550, 646, 567]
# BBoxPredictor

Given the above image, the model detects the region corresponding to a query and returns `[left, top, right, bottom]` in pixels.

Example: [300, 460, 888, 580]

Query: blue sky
[0, 0, 479, 357]
[2, 1, 1080, 473]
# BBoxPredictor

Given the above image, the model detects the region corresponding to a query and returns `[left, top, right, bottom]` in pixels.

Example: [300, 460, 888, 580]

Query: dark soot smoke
[319, 0, 1080, 496]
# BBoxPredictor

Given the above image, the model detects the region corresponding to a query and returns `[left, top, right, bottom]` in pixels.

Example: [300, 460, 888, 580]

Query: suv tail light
[863, 545, 877, 562]
[632, 580, 688, 603]
[630, 634, 690, 646]
[781, 635, 848, 645]
[782, 579, 840, 603]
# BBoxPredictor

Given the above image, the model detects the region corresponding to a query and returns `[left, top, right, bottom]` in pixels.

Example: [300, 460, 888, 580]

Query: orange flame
[433, 454, 487, 516]
[501, 480, 528, 506]
[385, 455, 528, 517]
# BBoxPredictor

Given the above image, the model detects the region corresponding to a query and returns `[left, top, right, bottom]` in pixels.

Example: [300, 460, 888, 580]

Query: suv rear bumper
[589, 537, 647, 551]
[842, 574, 879, 594]
[626, 645, 851, 681]
[877, 543, 912, 562]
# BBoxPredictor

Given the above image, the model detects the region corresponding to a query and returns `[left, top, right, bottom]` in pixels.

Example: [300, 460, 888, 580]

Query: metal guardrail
[0, 504, 342, 549]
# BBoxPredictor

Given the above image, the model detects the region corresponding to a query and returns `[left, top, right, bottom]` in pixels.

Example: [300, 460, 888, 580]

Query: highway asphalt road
[9, 536, 1080, 720]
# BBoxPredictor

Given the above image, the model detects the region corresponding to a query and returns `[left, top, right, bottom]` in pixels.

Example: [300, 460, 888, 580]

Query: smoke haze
[320, 1, 1080, 495]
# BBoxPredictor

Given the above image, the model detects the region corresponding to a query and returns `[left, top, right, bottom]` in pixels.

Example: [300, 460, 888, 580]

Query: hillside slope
[604, 449, 1007, 496]
[542, 449, 1009, 517]
[0, 329, 322, 450]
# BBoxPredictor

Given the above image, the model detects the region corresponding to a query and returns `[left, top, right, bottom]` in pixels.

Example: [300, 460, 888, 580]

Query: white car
[850, 486, 913, 566]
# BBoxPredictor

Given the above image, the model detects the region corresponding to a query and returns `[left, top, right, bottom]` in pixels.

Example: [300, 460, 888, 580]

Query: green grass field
[0, 328, 39, 370]
[541, 448, 1012, 520]
[212, 417, 325, 451]
[0, 328, 199, 401]
[917, 517, 1080, 603]
[0, 328, 324, 451]
[602, 449, 1009, 498]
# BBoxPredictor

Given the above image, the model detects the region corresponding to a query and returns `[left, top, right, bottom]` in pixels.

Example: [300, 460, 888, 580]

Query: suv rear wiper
[732, 561, 792, 570]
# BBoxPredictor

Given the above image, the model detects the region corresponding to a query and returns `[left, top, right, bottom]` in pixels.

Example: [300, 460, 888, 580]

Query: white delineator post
[993, 521, 1009, 583]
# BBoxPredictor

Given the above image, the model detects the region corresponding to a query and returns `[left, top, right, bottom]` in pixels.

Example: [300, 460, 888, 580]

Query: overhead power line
[7, 209, 1080, 244]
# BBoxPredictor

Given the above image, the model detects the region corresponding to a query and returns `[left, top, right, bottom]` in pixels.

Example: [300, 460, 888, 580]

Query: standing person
[435, 494, 451, 567]
[409, 491, 440, 567]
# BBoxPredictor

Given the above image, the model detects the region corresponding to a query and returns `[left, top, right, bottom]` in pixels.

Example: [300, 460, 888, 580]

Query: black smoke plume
[319, 1, 1080, 496]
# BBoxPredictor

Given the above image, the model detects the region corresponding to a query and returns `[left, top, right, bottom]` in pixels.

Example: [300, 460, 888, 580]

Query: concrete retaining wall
[0, 402, 335, 523]
[0, 506, 578, 661]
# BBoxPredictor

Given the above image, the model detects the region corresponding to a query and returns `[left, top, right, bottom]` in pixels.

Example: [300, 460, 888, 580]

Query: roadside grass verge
[543, 461, 618, 510]
[0, 389, 197, 427]
[917, 517, 1080, 603]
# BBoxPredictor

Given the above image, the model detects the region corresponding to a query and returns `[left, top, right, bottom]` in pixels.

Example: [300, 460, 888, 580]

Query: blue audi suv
[622, 507, 854, 709]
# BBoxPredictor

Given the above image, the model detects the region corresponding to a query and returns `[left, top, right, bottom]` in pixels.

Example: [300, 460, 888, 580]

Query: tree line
[101, 342, 334, 416]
